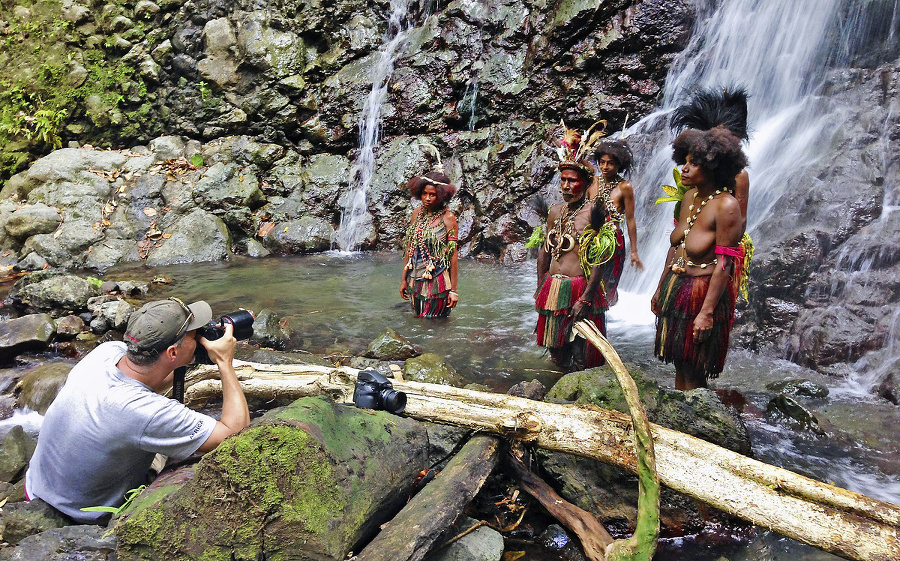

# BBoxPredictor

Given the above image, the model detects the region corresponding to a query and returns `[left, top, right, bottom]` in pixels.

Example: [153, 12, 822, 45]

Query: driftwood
[183, 360, 900, 561]
[508, 451, 614, 559]
[355, 435, 501, 561]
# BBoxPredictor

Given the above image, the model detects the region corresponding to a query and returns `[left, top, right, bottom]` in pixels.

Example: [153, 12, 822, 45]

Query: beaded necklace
[670, 189, 727, 274]
[545, 196, 589, 261]
[591, 174, 625, 223]
[404, 209, 447, 280]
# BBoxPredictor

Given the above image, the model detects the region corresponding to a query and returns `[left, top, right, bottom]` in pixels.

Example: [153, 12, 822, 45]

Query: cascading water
[624, 0, 852, 296]
[334, 0, 411, 251]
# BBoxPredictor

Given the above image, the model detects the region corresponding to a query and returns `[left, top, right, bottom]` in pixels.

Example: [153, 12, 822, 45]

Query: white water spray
[335, 0, 410, 251]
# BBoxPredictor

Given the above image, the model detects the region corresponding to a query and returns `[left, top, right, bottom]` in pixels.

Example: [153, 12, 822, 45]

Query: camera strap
[172, 366, 186, 403]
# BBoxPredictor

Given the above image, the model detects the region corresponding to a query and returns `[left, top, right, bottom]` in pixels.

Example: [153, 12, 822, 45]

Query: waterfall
[334, 0, 410, 251]
[624, 0, 899, 296]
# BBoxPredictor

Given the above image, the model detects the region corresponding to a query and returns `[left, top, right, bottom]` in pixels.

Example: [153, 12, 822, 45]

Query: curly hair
[672, 126, 748, 190]
[407, 171, 457, 205]
[594, 140, 633, 173]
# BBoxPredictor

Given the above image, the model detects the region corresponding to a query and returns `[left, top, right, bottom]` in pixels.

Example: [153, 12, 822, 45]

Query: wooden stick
[355, 435, 501, 561]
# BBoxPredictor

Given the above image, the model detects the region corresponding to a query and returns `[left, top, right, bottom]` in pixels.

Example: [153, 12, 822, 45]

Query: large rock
[0, 425, 35, 483]
[16, 361, 74, 414]
[365, 327, 420, 361]
[0, 500, 75, 548]
[538, 367, 751, 536]
[0, 314, 56, 363]
[114, 397, 429, 561]
[404, 353, 466, 387]
[145, 209, 233, 266]
[7, 273, 101, 315]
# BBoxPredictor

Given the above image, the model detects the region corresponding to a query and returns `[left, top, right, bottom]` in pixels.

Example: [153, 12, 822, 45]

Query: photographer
[25, 298, 250, 524]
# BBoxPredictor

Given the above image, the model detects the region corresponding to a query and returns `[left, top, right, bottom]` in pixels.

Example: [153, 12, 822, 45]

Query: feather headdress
[417, 140, 445, 173]
[670, 86, 749, 140]
[556, 119, 607, 176]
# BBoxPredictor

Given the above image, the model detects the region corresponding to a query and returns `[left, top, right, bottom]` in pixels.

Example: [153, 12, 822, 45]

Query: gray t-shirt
[25, 342, 216, 523]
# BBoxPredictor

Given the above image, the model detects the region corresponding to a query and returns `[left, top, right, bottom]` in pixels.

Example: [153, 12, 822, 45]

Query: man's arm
[195, 323, 250, 453]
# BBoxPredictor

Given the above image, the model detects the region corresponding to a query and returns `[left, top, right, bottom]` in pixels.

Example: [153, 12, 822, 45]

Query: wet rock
[0, 499, 75, 548]
[12, 253, 47, 273]
[0, 314, 56, 363]
[249, 309, 293, 350]
[876, 373, 899, 405]
[0, 394, 16, 420]
[536, 524, 585, 560]
[53, 315, 86, 339]
[539, 367, 750, 536]
[506, 379, 546, 400]
[766, 378, 829, 398]
[89, 297, 135, 332]
[8, 273, 101, 316]
[422, 516, 504, 561]
[364, 327, 420, 361]
[404, 353, 466, 387]
[767, 394, 825, 435]
[0, 425, 35, 483]
[16, 361, 74, 414]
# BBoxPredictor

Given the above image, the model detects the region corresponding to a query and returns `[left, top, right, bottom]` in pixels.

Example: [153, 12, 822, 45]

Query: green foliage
[655, 166, 688, 220]
[190, 153, 204, 167]
[81, 485, 148, 516]
[199, 81, 211, 102]
[524, 224, 544, 249]
[0, 0, 156, 179]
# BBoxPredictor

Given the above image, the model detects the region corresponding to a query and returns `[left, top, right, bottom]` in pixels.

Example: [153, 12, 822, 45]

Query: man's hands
[198, 323, 237, 367]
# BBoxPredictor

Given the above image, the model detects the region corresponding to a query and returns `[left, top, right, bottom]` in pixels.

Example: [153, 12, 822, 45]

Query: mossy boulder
[540, 367, 752, 537]
[364, 327, 420, 361]
[114, 397, 429, 561]
[403, 353, 465, 387]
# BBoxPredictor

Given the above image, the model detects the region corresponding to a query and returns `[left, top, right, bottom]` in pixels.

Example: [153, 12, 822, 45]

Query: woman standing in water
[587, 139, 643, 309]
[651, 126, 747, 390]
[400, 171, 459, 318]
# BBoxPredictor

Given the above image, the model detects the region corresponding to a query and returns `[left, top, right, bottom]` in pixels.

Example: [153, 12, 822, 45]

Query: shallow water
[4, 252, 899, 560]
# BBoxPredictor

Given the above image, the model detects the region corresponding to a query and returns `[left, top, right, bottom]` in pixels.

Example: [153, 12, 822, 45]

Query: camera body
[194, 310, 255, 364]
[353, 369, 407, 414]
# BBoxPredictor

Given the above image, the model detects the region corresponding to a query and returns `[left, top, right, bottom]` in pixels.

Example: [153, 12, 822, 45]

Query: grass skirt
[407, 269, 452, 318]
[654, 271, 738, 379]
[535, 274, 605, 367]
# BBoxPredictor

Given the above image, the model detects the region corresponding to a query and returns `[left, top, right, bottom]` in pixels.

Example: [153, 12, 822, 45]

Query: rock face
[0, 0, 694, 262]
[735, 64, 900, 377]
[114, 397, 429, 561]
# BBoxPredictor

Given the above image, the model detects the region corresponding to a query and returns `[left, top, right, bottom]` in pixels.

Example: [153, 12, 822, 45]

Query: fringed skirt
[407, 269, 452, 318]
[599, 227, 626, 308]
[534, 274, 606, 367]
[654, 271, 738, 379]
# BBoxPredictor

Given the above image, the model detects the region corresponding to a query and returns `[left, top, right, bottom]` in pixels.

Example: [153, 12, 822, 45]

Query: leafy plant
[655, 166, 689, 221]
[81, 485, 147, 517]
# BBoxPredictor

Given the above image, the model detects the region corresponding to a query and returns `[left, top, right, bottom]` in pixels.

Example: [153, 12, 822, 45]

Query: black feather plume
[670, 86, 749, 140]
[589, 200, 608, 231]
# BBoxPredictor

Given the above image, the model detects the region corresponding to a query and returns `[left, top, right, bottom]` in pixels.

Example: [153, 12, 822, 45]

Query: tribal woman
[651, 126, 747, 390]
[586, 139, 643, 308]
[400, 171, 459, 318]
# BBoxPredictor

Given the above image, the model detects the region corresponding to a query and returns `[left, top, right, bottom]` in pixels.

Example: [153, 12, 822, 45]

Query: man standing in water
[26, 298, 250, 523]
[535, 123, 610, 370]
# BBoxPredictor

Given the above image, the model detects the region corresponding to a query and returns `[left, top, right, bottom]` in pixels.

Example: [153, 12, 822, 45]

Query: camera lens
[380, 389, 407, 414]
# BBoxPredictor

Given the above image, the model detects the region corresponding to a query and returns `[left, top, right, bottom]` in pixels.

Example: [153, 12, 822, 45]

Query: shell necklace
[592, 174, 624, 223]
[670, 189, 725, 274]
[545, 196, 589, 260]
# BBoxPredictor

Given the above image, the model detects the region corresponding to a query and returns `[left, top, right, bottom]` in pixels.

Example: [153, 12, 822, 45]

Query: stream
[19, 251, 894, 561]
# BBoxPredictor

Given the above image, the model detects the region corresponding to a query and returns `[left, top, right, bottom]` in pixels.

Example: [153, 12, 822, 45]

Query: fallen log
[355, 435, 501, 561]
[183, 361, 900, 561]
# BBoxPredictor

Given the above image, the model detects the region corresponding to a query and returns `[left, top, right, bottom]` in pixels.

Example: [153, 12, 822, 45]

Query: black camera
[352, 369, 407, 414]
[194, 310, 255, 364]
